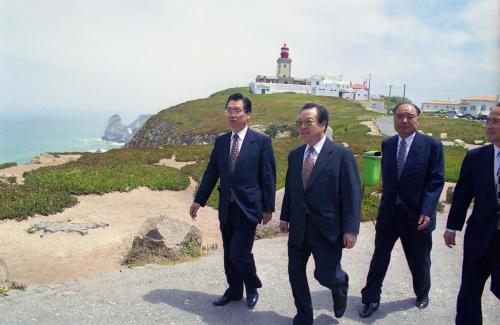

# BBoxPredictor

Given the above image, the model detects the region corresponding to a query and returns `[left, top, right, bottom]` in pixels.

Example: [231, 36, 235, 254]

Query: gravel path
[1, 207, 498, 324]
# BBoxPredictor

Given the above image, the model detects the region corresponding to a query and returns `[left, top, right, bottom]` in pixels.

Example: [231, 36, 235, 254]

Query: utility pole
[403, 84, 406, 102]
[388, 85, 392, 112]
[368, 73, 371, 100]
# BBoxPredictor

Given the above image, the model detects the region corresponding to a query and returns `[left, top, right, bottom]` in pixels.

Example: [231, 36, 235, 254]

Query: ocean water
[0, 117, 123, 164]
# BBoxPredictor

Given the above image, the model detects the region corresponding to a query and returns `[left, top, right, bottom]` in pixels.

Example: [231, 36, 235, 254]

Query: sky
[0, 0, 498, 122]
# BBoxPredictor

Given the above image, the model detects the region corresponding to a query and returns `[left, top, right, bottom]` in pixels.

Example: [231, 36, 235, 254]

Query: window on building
[284, 64, 287, 67]
[470, 105, 476, 111]
[481, 105, 486, 111]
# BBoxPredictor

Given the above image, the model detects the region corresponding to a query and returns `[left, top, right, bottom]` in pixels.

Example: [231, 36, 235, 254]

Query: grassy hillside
[0, 87, 481, 221]
[134, 87, 382, 138]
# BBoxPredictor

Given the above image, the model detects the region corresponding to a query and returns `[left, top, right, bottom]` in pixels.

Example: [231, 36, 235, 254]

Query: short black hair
[225, 93, 252, 113]
[301, 102, 329, 132]
[393, 102, 421, 116]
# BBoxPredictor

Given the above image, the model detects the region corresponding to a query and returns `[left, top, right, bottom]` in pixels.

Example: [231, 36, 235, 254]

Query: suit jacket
[376, 132, 444, 233]
[447, 144, 498, 259]
[194, 128, 276, 225]
[280, 138, 361, 247]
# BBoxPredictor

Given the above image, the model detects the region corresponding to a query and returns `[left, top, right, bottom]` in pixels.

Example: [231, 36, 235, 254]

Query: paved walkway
[1, 207, 498, 324]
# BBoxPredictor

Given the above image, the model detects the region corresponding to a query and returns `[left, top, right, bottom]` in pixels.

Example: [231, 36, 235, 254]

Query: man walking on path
[444, 104, 500, 324]
[280, 103, 361, 324]
[360, 103, 445, 318]
[189, 93, 276, 309]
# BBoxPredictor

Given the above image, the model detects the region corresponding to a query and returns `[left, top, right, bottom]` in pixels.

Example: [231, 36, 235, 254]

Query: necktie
[397, 139, 407, 179]
[230, 134, 239, 173]
[302, 147, 315, 188]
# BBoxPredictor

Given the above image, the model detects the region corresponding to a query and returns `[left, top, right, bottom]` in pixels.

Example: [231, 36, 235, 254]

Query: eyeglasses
[224, 109, 244, 116]
[295, 119, 316, 127]
[395, 114, 417, 120]
[486, 118, 500, 125]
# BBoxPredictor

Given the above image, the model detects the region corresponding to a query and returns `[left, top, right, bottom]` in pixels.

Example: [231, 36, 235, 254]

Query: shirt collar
[306, 135, 327, 155]
[398, 132, 416, 144]
[232, 126, 248, 141]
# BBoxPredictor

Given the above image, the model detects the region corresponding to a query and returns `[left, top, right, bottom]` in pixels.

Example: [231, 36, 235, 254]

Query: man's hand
[343, 233, 357, 249]
[443, 230, 457, 248]
[262, 212, 272, 225]
[279, 221, 289, 233]
[189, 202, 200, 220]
[417, 215, 431, 230]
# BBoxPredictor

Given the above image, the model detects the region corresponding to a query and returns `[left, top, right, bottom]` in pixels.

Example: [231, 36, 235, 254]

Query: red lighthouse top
[280, 43, 289, 59]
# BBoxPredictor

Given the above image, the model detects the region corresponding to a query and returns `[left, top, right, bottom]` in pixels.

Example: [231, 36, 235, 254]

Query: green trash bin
[362, 151, 382, 186]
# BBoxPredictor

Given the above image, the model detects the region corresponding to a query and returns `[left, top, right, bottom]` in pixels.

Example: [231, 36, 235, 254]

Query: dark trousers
[220, 202, 261, 299]
[288, 219, 347, 325]
[456, 230, 500, 325]
[361, 204, 432, 304]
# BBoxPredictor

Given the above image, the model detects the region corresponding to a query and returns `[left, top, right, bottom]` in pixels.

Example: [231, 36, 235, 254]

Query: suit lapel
[402, 132, 423, 177]
[221, 132, 231, 175]
[482, 144, 496, 204]
[305, 139, 335, 192]
[295, 144, 307, 194]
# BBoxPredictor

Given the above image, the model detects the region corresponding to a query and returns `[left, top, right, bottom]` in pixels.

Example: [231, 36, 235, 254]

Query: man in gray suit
[280, 103, 361, 325]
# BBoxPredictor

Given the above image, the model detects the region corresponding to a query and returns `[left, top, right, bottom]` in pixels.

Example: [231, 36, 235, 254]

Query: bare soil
[0, 155, 221, 285]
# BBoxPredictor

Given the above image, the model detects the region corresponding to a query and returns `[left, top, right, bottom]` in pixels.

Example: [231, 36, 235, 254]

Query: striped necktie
[397, 139, 407, 179]
[302, 147, 315, 188]
[230, 134, 239, 173]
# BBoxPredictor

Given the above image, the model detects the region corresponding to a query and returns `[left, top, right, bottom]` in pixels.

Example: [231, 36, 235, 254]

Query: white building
[249, 44, 369, 101]
[351, 82, 369, 101]
[421, 100, 462, 113]
[460, 96, 498, 117]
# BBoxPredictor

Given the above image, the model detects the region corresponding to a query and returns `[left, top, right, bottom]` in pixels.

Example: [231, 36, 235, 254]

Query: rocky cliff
[102, 114, 152, 143]
[125, 116, 219, 148]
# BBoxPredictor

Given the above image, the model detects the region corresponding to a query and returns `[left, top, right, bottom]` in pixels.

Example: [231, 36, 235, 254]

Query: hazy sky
[1, 0, 498, 122]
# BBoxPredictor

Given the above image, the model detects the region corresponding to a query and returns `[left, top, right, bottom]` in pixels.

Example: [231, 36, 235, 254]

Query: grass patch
[0, 185, 78, 221]
[419, 115, 486, 143]
[0, 162, 17, 170]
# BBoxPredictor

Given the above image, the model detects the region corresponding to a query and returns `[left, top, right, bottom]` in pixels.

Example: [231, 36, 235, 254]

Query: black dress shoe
[332, 275, 349, 318]
[416, 297, 429, 309]
[359, 302, 380, 318]
[246, 292, 259, 308]
[212, 295, 241, 306]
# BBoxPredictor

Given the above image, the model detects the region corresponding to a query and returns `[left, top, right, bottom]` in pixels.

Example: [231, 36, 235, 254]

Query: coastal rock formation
[102, 114, 152, 143]
[125, 116, 219, 148]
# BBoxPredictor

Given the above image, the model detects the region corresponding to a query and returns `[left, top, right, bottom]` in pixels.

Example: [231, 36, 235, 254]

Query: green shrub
[0, 185, 77, 221]
[0, 162, 17, 170]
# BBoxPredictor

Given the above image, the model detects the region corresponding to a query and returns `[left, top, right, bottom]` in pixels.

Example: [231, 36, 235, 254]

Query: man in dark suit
[359, 103, 445, 318]
[444, 105, 500, 324]
[189, 93, 276, 309]
[280, 103, 361, 324]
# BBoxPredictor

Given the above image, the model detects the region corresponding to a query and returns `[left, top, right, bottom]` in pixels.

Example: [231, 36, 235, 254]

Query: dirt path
[0, 155, 220, 286]
[360, 120, 382, 136]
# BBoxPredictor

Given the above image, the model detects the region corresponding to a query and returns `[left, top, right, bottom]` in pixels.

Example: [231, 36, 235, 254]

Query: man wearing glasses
[444, 104, 500, 324]
[280, 103, 361, 324]
[189, 93, 276, 309]
[359, 103, 445, 318]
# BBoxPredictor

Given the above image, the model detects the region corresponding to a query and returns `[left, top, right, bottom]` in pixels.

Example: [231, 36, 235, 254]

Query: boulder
[440, 133, 448, 140]
[427, 133, 433, 137]
[125, 215, 202, 264]
[453, 139, 466, 147]
[473, 140, 484, 145]
[326, 126, 333, 140]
